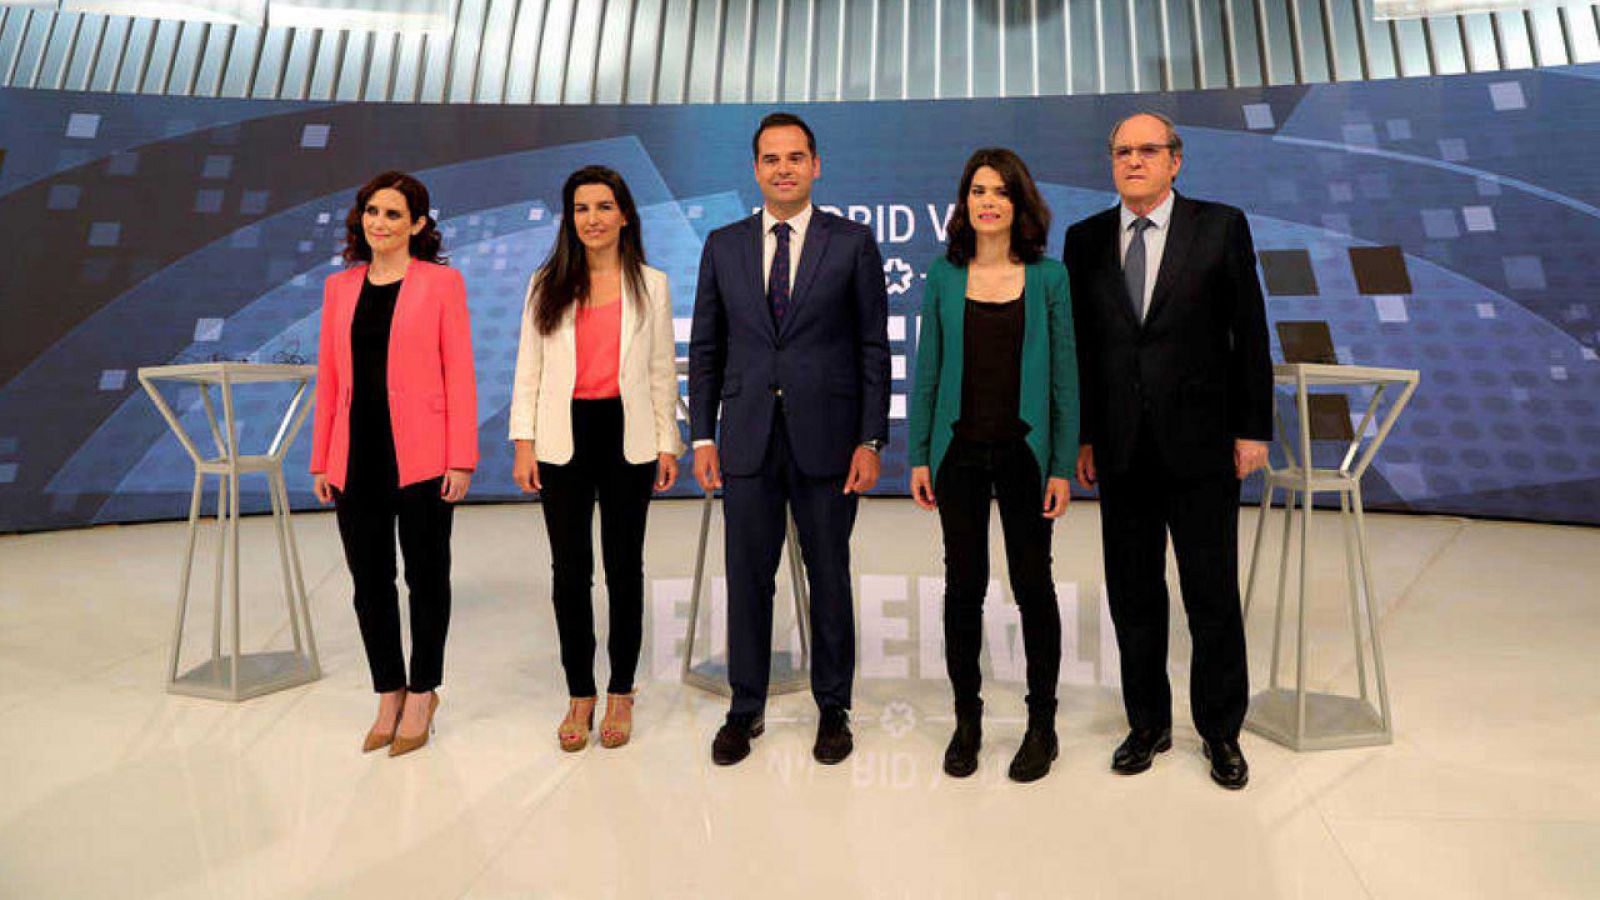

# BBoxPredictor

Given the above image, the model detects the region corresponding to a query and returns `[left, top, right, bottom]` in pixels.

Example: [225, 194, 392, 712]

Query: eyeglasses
[1111, 143, 1175, 162]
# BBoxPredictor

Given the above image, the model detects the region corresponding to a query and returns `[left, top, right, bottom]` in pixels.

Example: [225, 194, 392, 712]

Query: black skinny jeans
[334, 476, 455, 694]
[935, 437, 1062, 718]
[538, 398, 658, 698]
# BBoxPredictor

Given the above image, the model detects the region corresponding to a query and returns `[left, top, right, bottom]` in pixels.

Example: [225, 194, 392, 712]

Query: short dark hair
[751, 112, 817, 160]
[944, 148, 1051, 267]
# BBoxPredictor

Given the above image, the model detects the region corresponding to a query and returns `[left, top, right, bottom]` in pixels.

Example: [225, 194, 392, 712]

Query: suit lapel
[1099, 210, 1140, 332]
[782, 209, 831, 335]
[1143, 194, 1194, 328]
[741, 213, 776, 341]
[618, 270, 637, 364]
[389, 258, 420, 364]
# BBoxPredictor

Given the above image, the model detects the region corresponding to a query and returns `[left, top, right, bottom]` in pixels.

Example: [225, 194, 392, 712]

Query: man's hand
[1075, 444, 1097, 490]
[843, 446, 881, 494]
[1235, 438, 1269, 480]
[910, 465, 936, 510]
[693, 444, 722, 492]
[512, 440, 541, 494]
[1042, 476, 1072, 519]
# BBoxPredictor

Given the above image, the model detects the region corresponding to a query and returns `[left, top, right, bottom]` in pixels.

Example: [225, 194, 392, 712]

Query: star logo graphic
[880, 700, 917, 738]
[883, 257, 915, 296]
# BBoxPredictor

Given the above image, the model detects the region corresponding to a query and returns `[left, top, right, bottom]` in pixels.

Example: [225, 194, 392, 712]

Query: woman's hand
[1042, 476, 1072, 519]
[313, 474, 333, 505]
[910, 466, 937, 511]
[654, 452, 679, 492]
[512, 440, 541, 494]
[441, 468, 472, 503]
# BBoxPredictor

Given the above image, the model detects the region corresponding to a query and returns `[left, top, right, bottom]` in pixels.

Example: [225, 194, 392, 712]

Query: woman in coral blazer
[310, 170, 478, 757]
[509, 166, 684, 751]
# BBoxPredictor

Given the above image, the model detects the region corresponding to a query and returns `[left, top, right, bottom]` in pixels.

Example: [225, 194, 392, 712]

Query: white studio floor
[2, 496, 1598, 900]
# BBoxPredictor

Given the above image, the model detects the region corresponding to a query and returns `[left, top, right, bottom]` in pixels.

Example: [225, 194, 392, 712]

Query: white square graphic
[528, 207, 545, 221]
[87, 221, 120, 247]
[194, 318, 225, 342]
[1341, 124, 1378, 150]
[99, 369, 127, 391]
[1462, 206, 1496, 233]
[1475, 303, 1497, 320]
[890, 394, 907, 420]
[202, 154, 233, 179]
[673, 317, 693, 342]
[1420, 209, 1459, 240]
[1385, 119, 1412, 141]
[1439, 138, 1469, 162]
[1242, 103, 1275, 130]
[316, 212, 331, 224]
[892, 355, 907, 380]
[1582, 348, 1598, 362]
[1551, 366, 1568, 381]
[887, 315, 907, 341]
[0, 463, 17, 485]
[66, 113, 101, 139]
[300, 124, 332, 149]
[1489, 81, 1526, 112]
[1374, 296, 1408, 323]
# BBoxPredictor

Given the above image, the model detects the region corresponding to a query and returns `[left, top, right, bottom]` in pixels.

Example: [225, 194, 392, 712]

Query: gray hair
[1107, 112, 1184, 156]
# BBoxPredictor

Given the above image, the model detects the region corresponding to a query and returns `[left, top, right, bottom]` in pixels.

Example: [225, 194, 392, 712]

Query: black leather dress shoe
[942, 711, 982, 778]
[1007, 727, 1058, 783]
[1202, 738, 1249, 790]
[813, 707, 853, 765]
[711, 715, 764, 766]
[1111, 726, 1172, 774]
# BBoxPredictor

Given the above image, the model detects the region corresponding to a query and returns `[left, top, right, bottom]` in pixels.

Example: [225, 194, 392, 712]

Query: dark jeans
[934, 437, 1061, 717]
[538, 398, 658, 698]
[333, 476, 455, 694]
[1097, 428, 1249, 741]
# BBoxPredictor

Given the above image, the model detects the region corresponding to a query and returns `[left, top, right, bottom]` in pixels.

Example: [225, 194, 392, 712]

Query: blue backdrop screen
[2, 67, 1598, 532]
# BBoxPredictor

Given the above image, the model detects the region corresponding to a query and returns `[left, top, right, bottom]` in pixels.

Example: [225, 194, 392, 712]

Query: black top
[346, 277, 402, 495]
[954, 295, 1027, 443]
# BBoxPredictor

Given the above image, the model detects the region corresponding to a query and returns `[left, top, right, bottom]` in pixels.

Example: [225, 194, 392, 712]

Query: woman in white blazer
[509, 166, 684, 752]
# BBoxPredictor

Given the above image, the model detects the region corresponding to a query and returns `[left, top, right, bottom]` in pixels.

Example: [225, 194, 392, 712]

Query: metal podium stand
[1242, 363, 1419, 750]
[139, 363, 322, 701]
[676, 396, 813, 697]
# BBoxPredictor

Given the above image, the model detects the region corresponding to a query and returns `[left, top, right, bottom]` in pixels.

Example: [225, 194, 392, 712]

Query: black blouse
[346, 277, 403, 495]
[954, 295, 1027, 443]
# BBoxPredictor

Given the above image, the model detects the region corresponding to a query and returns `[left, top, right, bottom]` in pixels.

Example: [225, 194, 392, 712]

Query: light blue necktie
[1123, 217, 1154, 320]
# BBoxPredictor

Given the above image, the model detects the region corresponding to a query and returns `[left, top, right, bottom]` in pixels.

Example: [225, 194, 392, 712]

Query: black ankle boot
[943, 701, 982, 778]
[1008, 704, 1058, 783]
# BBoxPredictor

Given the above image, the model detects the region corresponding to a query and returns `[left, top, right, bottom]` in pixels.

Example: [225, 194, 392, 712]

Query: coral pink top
[573, 298, 622, 399]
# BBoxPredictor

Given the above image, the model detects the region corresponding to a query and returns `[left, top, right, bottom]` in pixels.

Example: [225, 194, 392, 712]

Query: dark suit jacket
[1062, 193, 1273, 480]
[689, 208, 891, 478]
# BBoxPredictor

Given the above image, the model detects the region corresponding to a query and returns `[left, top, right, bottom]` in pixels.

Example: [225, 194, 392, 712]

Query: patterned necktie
[1123, 216, 1154, 321]
[768, 221, 792, 322]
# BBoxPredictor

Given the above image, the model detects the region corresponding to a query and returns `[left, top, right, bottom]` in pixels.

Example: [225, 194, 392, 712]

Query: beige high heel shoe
[600, 693, 636, 749]
[362, 693, 405, 753]
[389, 692, 440, 758]
[559, 697, 597, 752]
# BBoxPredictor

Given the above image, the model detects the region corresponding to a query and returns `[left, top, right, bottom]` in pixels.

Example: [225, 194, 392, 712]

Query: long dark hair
[943, 148, 1050, 267]
[342, 170, 445, 265]
[531, 166, 649, 335]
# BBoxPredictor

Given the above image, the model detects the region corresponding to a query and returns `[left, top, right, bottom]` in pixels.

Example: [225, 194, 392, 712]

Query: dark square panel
[1277, 321, 1339, 365]
[1348, 245, 1413, 295]
[1258, 249, 1319, 296]
[1309, 393, 1355, 442]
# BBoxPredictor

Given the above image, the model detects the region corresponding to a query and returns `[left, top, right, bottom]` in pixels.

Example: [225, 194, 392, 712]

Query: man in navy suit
[689, 112, 891, 766]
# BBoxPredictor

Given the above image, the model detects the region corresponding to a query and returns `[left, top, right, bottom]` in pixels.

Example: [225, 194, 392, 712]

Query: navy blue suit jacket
[689, 209, 891, 479]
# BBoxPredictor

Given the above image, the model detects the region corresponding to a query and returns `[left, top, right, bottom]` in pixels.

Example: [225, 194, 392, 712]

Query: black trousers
[333, 476, 455, 694]
[1097, 429, 1249, 741]
[538, 398, 658, 698]
[935, 437, 1061, 717]
[722, 411, 858, 718]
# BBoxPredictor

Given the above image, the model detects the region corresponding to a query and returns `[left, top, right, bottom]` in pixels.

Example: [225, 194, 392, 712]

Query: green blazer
[907, 255, 1079, 488]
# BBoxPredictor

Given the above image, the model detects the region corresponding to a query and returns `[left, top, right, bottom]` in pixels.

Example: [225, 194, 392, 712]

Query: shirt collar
[1119, 190, 1176, 231]
[762, 204, 814, 241]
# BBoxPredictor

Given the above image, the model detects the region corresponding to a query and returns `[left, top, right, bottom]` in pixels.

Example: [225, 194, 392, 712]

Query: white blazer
[509, 264, 686, 464]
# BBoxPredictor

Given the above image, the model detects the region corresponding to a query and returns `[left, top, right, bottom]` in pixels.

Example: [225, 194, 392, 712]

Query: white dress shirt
[1118, 190, 1175, 321]
[762, 204, 812, 292]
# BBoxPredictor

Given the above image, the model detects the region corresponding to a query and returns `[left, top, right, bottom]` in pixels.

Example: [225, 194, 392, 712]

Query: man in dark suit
[689, 112, 891, 766]
[1063, 112, 1273, 789]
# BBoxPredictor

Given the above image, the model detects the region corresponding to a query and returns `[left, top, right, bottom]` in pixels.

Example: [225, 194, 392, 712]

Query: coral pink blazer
[310, 260, 478, 491]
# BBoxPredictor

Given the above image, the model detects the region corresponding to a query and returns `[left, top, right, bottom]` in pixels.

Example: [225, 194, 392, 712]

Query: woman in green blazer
[907, 148, 1079, 783]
